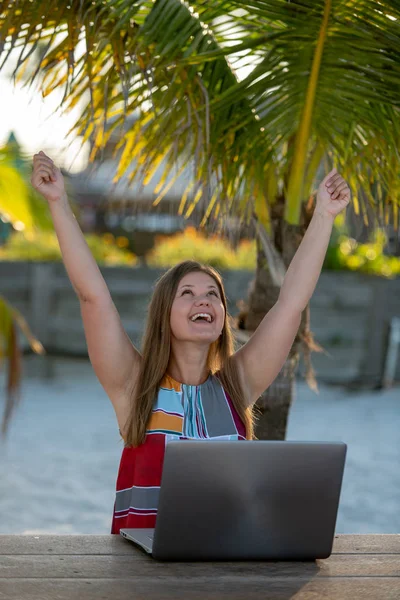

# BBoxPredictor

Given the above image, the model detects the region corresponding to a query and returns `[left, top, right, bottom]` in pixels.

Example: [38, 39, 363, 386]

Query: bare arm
[234, 169, 351, 406]
[31, 152, 142, 428]
[234, 302, 301, 406]
[47, 191, 112, 301]
[278, 210, 334, 311]
[32, 151, 112, 302]
[79, 295, 141, 433]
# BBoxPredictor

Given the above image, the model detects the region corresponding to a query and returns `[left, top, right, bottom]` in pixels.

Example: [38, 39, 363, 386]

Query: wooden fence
[1, 262, 399, 385]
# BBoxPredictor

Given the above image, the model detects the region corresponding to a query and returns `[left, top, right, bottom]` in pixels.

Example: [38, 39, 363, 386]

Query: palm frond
[1, 0, 400, 232]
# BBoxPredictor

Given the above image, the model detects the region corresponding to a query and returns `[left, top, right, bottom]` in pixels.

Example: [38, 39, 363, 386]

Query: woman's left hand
[316, 168, 351, 218]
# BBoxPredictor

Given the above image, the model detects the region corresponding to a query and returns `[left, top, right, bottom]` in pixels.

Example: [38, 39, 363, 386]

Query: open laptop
[120, 440, 347, 560]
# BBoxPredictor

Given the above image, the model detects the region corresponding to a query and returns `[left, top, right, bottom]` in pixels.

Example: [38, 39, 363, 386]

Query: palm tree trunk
[237, 202, 313, 441]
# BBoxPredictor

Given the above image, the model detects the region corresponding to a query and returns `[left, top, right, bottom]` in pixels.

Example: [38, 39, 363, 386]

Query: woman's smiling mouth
[189, 312, 214, 323]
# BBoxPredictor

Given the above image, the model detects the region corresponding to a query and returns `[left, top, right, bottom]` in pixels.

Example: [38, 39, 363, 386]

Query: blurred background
[0, 1, 399, 535]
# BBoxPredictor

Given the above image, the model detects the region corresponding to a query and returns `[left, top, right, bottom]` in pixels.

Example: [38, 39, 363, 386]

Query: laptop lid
[152, 440, 347, 561]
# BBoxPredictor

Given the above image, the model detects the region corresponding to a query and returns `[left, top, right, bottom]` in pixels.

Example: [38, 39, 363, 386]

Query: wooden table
[0, 535, 399, 599]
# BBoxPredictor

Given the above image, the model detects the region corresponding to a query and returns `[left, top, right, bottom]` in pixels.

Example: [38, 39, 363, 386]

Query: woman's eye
[181, 289, 218, 297]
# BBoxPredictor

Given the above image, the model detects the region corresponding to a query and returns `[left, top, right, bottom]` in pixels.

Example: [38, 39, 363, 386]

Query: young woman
[31, 151, 350, 533]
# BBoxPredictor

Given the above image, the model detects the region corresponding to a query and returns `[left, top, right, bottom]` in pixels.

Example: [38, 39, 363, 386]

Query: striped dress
[111, 372, 246, 534]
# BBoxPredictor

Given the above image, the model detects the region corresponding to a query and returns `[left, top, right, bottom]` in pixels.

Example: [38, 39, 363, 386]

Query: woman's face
[169, 271, 225, 344]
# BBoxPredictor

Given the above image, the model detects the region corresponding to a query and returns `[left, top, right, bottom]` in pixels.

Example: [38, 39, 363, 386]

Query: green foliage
[0, 231, 138, 266]
[149, 224, 400, 278]
[0, 143, 55, 233]
[324, 228, 400, 279]
[4, 224, 397, 278]
[147, 227, 257, 270]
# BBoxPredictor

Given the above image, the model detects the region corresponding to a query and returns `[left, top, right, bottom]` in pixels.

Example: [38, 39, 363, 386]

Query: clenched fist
[316, 168, 351, 219]
[31, 151, 65, 203]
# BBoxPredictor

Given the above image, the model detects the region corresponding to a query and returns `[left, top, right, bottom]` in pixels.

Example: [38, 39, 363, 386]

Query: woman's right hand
[31, 151, 66, 203]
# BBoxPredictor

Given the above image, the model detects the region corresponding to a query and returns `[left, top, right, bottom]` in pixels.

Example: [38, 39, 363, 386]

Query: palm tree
[1, 0, 399, 439]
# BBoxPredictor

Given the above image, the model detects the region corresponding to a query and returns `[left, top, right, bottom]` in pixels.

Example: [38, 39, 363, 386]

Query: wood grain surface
[0, 535, 399, 600]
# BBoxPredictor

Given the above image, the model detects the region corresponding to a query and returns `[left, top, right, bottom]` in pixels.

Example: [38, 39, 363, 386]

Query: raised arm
[31, 152, 142, 431]
[234, 169, 351, 406]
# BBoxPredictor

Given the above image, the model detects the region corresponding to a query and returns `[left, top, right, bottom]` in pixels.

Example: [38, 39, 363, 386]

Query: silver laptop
[120, 440, 347, 560]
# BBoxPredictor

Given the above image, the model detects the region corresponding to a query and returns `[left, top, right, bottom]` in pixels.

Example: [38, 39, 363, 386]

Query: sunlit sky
[0, 65, 90, 174]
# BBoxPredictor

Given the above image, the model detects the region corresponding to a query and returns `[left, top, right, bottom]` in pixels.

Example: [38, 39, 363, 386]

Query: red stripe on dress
[111, 433, 167, 534]
[112, 509, 156, 533]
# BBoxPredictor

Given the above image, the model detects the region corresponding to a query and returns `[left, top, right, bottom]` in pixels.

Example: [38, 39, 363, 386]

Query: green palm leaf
[2, 0, 399, 231]
[0, 160, 33, 231]
[0, 145, 54, 233]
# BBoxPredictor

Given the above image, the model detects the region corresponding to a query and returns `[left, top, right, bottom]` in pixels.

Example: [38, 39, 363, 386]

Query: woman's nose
[195, 296, 210, 305]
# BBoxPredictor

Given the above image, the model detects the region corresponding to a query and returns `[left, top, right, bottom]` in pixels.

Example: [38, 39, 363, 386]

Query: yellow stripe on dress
[160, 374, 182, 392]
[147, 410, 183, 435]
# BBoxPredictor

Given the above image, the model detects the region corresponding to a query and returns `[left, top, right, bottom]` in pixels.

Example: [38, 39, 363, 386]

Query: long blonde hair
[124, 261, 254, 447]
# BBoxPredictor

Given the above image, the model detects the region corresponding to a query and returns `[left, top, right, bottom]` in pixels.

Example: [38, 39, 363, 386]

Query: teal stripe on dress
[153, 388, 184, 417]
[196, 385, 209, 437]
[181, 384, 207, 438]
[182, 384, 196, 438]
